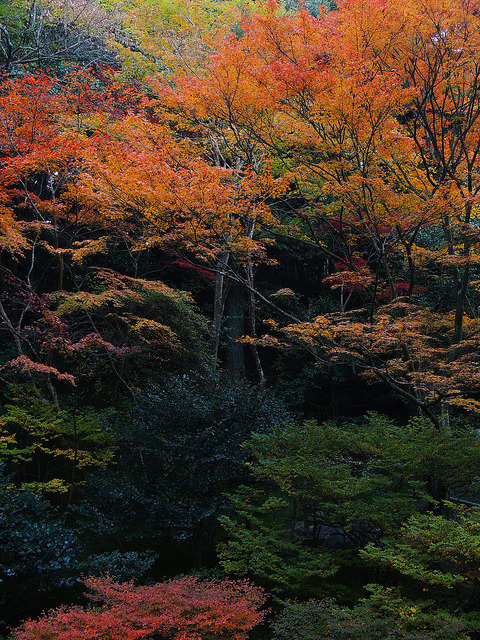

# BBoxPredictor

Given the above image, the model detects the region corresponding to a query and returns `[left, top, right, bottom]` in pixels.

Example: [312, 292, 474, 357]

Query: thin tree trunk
[211, 252, 229, 371]
[225, 279, 245, 380]
[453, 199, 473, 343]
[245, 260, 265, 387]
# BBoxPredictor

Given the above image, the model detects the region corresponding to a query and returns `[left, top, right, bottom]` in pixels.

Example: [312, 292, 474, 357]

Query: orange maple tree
[0, 68, 187, 402]
[4, 0, 480, 417]
[74, 83, 289, 379]
[163, 0, 480, 418]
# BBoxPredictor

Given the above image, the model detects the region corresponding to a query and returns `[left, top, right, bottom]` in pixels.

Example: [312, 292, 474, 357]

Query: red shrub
[11, 576, 267, 640]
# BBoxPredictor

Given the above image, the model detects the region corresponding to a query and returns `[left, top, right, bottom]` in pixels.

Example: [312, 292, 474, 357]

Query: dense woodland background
[2, 0, 480, 637]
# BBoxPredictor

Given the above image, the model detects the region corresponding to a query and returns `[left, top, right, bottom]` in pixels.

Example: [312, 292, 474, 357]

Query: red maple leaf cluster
[12, 576, 267, 640]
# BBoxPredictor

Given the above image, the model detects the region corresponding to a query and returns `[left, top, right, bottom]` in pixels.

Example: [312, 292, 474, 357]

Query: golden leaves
[0, 212, 30, 256]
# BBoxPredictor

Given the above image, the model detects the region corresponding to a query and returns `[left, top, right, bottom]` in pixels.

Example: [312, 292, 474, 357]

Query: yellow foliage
[110, 0, 258, 79]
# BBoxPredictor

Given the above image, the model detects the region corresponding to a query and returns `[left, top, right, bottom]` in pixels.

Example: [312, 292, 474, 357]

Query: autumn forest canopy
[5, 0, 480, 637]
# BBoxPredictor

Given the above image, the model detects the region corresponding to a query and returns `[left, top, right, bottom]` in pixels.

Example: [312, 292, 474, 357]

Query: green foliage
[219, 413, 480, 598]
[283, 0, 336, 16]
[361, 507, 480, 589]
[219, 485, 342, 595]
[52, 270, 212, 392]
[82, 550, 157, 581]
[111, 0, 260, 79]
[0, 1, 25, 38]
[271, 589, 470, 640]
[0, 0, 120, 73]
[0, 467, 78, 626]
[79, 375, 288, 563]
[0, 385, 114, 494]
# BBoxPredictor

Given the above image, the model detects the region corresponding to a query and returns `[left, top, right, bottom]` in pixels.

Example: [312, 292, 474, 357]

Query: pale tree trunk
[453, 201, 473, 343]
[246, 259, 265, 387]
[211, 252, 229, 372]
[225, 278, 246, 380]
